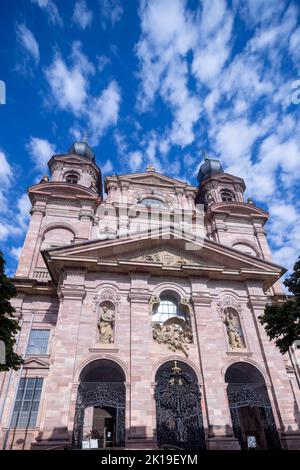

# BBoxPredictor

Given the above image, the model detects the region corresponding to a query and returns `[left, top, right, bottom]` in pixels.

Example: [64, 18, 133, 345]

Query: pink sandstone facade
[1, 141, 300, 450]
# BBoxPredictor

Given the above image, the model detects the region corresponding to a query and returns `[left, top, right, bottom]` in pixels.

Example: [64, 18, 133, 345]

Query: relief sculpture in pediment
[134, 250, 196, 267]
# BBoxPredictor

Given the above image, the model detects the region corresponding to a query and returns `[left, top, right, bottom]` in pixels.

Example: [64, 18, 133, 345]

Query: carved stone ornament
[149, 295, 160, 313]
[153, 320, 193, 357]
[217, 296, 243, 320]
[133, 250, 196, 267]
[91, 288, 121, 313]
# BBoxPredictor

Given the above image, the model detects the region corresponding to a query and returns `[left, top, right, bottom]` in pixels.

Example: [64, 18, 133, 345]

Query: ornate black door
[155, 362, 206, 450]
[72, 382, 125, 448]
[227, 384, 281, 450]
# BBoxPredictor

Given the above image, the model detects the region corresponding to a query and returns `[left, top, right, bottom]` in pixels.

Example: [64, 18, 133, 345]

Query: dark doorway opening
[92, 406, 116, 447]
[72, 359, 125, 449]
[225, 362, 281, 450]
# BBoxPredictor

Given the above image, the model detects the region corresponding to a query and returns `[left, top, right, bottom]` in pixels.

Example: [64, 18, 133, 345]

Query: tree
[0, 251, 24, 371]
[259, 256, 300, 354]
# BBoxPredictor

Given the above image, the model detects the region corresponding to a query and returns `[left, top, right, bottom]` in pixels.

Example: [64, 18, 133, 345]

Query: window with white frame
[26, 329, 50, 356]
[152, 295, 187, 324]
[11, 378, 43, 428]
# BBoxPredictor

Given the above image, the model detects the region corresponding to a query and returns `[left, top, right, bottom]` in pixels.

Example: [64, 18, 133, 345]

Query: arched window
[232, 243, 258, 257]
[65, 173, 79, 184]
[137, 198, 167, 209]
[152, 295, 186, 324]
[221, 190, 234, 202]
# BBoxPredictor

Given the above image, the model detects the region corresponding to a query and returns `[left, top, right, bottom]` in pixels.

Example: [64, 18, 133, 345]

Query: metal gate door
[155, 362, 206, 450]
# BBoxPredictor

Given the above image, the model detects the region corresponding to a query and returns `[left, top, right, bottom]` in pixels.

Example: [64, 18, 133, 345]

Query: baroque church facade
[1, 141, 300, 450]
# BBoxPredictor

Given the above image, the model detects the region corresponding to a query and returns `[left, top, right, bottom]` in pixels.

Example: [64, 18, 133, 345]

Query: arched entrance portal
[72, 359, 125, 448]
[155, 361, 206, 450]
[225, 362, 281, 450]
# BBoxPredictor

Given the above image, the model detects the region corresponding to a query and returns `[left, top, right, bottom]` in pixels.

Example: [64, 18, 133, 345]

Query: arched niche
[225, 362, 281, 450]
[150, 290, 193, 357]
[217, 296, 247, 351]
[96, 301, 115, 344]
[73, 359, 126, 449]
[154, 360, 206, 450]
[79, 359, 125, 383]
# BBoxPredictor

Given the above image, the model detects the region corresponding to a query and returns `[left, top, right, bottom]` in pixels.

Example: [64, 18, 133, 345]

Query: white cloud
[214, 119, 261, 165]
[102, 159, 113, 174]
[0, 193, 31, 244]
[10, 246, 22, 261]
[45, 42, 94, 115]
[72, 0, 93, 30]
[192, 0, 233, 83]
[99, 0, 123, 28]
[0, 223, 10, 242]
[45, 42, 121, 145]
[87, 81, 121, 145]
[128, 151, 143, 172]
[26, 137, 56, 172]
[97, 55, 111, 72]
[16, 24, 40, 64]
[238, 0, 286, 27]
[31, 0, 63, 26]
[0, 150, 13, 186]
[17, 194, 31, 230]
[136, 0, 201, 147]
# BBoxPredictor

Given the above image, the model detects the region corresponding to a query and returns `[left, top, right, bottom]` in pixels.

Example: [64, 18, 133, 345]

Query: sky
[0, 0, 300, 279]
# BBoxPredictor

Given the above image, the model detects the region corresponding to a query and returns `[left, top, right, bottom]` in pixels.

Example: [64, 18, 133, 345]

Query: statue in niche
[97, 303, 115, 344]
[224, 309, 244, 349]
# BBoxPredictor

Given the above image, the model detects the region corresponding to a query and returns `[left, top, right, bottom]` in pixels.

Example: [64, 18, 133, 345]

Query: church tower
[16, 140, 102, 279]
[196, 156, 273, 259]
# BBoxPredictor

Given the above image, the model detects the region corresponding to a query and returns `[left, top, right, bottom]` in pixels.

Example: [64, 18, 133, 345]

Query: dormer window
[65, 173, 79, 184]
[221, 190, 234, 202]
[137, 198, 167, 209]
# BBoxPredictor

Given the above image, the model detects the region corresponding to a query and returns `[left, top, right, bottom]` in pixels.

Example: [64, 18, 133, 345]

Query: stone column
[190, 277, 240, 450]
[246, 280, 300, 449]
[127, 273, 156, 449]
[32, 270, 86, 449]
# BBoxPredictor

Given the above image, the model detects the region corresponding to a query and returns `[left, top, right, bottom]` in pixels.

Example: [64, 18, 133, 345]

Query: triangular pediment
[24, 357, 50, 369]
[106, 171, 196, 189]
[43, 227, 285, 288]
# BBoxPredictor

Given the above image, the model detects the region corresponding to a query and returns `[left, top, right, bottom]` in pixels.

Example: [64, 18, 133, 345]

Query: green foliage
[259, 256, 300, 354]
[0, 251, 24, 371]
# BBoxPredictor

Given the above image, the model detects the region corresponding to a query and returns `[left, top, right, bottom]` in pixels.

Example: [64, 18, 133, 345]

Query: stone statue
[153, 321, 193, 357]
[97, 304, 115, 344]
[224, 311, 243, 349]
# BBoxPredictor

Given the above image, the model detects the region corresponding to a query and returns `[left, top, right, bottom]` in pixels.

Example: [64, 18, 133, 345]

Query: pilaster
[32, 269, 86, 448]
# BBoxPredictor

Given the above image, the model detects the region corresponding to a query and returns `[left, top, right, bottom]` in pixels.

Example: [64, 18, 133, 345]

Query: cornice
[11, 276, 57, 295]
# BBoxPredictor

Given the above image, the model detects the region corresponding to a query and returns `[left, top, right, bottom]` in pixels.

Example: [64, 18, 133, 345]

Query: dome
[68, 141, 95, 162]
[197, 157, 224, 184]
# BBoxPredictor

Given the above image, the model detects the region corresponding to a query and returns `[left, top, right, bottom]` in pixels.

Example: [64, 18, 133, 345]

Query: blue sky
[0, 0, 300, 277]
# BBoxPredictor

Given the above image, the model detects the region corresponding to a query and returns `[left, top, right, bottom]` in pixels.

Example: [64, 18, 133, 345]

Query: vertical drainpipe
[2, 313, 35, 450]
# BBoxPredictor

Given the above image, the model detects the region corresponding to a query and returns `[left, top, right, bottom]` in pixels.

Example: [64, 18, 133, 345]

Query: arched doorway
[225, 362, 281, 450]
[155, 361, 206, 450]
[72, 359, 125, 448]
